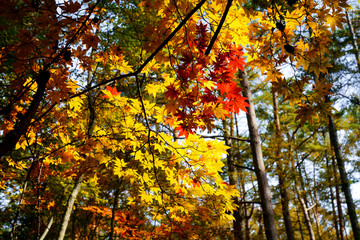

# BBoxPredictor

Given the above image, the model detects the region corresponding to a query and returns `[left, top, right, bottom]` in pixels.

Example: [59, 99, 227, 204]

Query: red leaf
[175, 126, 190, 138]
[103, 86, 120, 99]
[176, 188, 184, 196]
[227, 96, 249, 113]
[165, 84, 179, 100]
[191, 179, 200, 188]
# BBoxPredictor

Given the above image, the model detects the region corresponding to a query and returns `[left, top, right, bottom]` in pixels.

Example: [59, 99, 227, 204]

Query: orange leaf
[191, 179, 200, 188]
[103, 86, 120, 99]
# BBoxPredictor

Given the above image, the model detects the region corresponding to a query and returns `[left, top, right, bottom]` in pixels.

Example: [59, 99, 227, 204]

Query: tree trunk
[295, 184, 316, 240]
[11, 160, 38, 240]
[296, 206, 305, 240]
[333, 156, 346, 240]
[243, 185, 252, 240]
[109, 179, 122, 240]
[224, 116, 245, 239]
[312, 164, 322, 239]
[239, 70, 278, 240]
[0, 70, 50, 158]
[258, 210, 266, 240]
[345, 11, 360, 72]
[58, 174, 84, 240]
[328, 115, 360, 240]
[292, 153, 315, 240]
[39, 217, 53, 240]
[327, 156, 341, 240]
[272, 92, 295, 240]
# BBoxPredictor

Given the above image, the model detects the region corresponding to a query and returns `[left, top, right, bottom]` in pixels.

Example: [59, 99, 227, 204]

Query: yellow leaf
[213, 103, 229, 120]
[145, 83, 166, 98]
[68, 97, 82, 112]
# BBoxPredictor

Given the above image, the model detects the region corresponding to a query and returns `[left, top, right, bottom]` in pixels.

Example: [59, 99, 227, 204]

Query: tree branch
[205, 0, 233, 55]
[233, 164, 255, 172]
[71, 0, 207, 98]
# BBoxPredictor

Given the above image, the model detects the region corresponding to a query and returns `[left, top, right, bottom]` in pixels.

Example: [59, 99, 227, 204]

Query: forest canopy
[1, 0, 359, 239]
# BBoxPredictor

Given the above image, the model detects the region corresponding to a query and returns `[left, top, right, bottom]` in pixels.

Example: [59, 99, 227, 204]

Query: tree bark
[109, 179, 122, 240]
[345, 11, 360, 72]
[296, 206, 305, 240]
[312, 164, 322, 240]
[224, 116, 245, 239]
[244, 190, 252, 240]
[327, 156, 341, 240]
[239, 70, 278, 240]
[0, 71, 50, 158]
[332, 156, 345, 240]
[39, 217, 53, 240]
[328, 115, 360, 240]
[272, 92, 295, 240]
[295, 184, 316, 240]
[57, 174, 84, 240]
[295, 158, 316, 240]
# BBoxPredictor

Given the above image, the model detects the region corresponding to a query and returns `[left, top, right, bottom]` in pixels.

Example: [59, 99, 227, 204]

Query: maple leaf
[82, 32, 101, 49]
[294, 103, 315, 126]
[217, 82, 230, 96]
[61, 0, 81, 14]
[228, 46, 245, 71]
[175, 126, 192, 138]
[164, 84, 179, 100]
[175, 121, 196, 138]
[224, 81, 243, 99]
[326, 14, 345, 32]
[103, 86, 120, 99]
[200, 89, 219, 104]
[145, 83, 166, 98]
[213, 104, 230, 120]
[195, 22, 209, 52]
[191, 179, 200, 188]
[230, 96, 249, 113]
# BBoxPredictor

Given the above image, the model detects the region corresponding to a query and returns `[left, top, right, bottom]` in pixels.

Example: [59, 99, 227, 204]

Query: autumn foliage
[0, 0, 356, 239]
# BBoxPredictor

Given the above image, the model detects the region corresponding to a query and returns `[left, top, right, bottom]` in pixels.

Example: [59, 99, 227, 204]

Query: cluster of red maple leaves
[164, 22, 249, 137]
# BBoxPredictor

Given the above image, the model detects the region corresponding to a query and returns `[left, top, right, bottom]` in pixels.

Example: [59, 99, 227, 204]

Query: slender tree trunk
[57, 174, 84, 240]
[292, 153, 315, 240]
[345, 11, 360, 72]
[224, 116, 245, 239]
[11, 160, 38, 240]
[296, 206, 305, 240]
[333, 156, 346, 240]
[240, 174, 253, 240]
[239, 70, 278, 240]
[295, 184, 316, 240]
[312, 164, 322, 239]
[39, 217, 53, 240]
[245, 200, 252, 240]
[243, 185, 252, 240]
[327, 156, 341, 240]
[328, 115, 360, 240]
[258, 210, 266, 240]
[109, 179, 122, 240]
[72, 207, 76, 240]
[298, 163, 313, 223]
[331, 184, 341, 240]
[272, 92, 295, 240]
